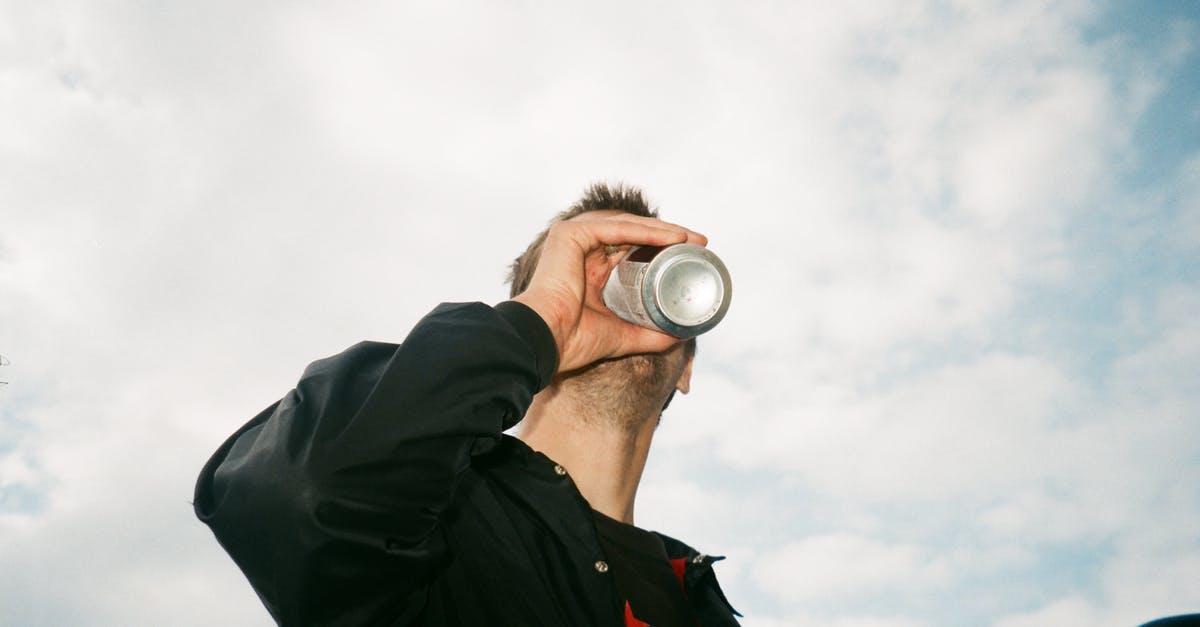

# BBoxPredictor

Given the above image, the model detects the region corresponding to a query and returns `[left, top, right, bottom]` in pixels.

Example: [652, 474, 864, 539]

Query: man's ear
[675, 355, 693, 395]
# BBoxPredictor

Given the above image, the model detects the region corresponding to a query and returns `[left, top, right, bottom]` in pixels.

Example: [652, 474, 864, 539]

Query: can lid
[655, 257, 725, 326]
[642, 243, 732, 337]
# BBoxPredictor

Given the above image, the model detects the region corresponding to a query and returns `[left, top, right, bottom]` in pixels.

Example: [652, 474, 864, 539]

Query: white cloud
[992, 535, 1200, 627]
[991, 597, 1107, 627]
[1, 0, 1197, 625]
[754, 533, 945, 606]
[1100, 537, 1200, 623]
[707, 352, 1083, 501]
[743, 615, 928, 627]
[1179, 156, 1200, 245]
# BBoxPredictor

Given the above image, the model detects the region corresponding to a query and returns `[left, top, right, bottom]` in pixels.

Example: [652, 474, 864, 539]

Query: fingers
[559, 313, 680, 371]
[602, 213, 708, 248]
[554, 213, 708, 252]
[562, 219, 685, 251]
[624, 325, 682, 356]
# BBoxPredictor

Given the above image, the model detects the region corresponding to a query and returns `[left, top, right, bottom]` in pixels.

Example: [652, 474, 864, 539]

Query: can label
[602, 247, 658, 329]
[602, 243, 731, 338]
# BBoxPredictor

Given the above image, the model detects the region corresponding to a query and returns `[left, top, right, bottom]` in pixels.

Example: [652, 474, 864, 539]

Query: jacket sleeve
[193, 301, 558, 625]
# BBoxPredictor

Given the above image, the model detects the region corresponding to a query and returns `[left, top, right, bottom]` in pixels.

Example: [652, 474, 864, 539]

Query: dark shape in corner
[1140, 615, 1200, 627]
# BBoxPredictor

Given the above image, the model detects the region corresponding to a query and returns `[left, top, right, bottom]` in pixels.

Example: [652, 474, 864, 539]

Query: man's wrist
[498, 297, 561, 385]
[510, 292, 565, 354]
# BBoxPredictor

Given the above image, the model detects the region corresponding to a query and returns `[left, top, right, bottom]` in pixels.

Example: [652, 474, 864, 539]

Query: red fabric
[670, 558, 688, 592]
[624, 601, 649, 627]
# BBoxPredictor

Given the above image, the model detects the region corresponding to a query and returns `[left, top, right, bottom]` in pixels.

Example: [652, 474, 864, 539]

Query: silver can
[602, 243, 732, 338]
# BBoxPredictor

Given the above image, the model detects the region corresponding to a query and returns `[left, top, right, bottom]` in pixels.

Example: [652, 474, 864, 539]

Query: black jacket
[194, 301, 741, 626]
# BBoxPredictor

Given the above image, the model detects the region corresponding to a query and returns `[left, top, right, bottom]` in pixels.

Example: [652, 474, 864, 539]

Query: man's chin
[564, 353, 669, 388]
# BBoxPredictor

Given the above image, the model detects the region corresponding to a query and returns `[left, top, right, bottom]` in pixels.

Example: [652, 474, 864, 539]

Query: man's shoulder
[652, 530, 710, 563]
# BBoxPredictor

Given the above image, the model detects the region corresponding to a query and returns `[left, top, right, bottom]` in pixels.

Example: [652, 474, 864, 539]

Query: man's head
[508, 183, 663, 298]
[507, 183, 696, 432]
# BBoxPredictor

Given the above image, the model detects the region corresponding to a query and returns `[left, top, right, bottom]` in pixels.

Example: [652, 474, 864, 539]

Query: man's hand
[511, 213, 707, 374]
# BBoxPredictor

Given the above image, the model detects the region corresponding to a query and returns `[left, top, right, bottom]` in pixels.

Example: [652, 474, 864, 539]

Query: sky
[1, 1, 1198, 625]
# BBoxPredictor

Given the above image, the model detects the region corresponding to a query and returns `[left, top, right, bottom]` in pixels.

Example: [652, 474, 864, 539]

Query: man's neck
[516, 389, 659, 525]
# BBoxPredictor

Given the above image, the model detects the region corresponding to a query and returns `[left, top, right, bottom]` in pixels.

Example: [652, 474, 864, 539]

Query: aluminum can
[602, 243, 732, 338]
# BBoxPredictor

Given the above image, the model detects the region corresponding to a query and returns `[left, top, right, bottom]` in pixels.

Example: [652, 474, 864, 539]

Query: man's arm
[194, 213, 705, 624]
[193, 301, 556, 625]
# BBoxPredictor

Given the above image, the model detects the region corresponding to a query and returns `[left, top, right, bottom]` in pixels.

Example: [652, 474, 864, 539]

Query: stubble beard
[560, 350, 683, 434]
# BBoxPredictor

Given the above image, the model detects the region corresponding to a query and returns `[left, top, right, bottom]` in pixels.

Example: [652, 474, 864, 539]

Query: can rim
[643, 243, 732, 338]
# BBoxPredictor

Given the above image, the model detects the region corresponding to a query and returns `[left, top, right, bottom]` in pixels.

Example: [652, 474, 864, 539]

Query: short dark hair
[506, 182, 696, 361]
[507, 182, 657, 297]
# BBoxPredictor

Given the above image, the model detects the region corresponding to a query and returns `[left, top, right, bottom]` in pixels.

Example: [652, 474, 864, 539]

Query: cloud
[715, 281, 1199, 622]
[1, 0, 1197, 625]
[753, 533, 944, 606]
[745, 614, 928, 627]
[993, 534, 1200, 627]
[1179, 156, 1200, 242]
[694, 352, 1083, 504]
[992, 597, 1106, 627]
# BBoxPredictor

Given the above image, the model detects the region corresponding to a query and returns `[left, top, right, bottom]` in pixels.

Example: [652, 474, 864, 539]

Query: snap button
[594, 560, 609, 573]
[692, 553, 706, 564]
[553, 464, 567, 476]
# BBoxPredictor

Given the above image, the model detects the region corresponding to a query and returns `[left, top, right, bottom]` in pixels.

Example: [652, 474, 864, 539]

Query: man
[194, 184, 741, 626]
